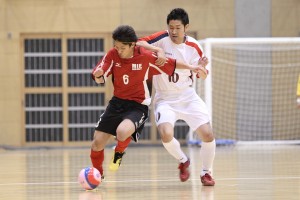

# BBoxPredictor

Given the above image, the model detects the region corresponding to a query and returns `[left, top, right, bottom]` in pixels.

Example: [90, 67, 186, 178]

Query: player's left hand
[155, 48, 167, 66]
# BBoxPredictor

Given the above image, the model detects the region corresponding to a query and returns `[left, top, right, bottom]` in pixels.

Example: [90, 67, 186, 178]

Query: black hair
[167, 8, 189, 26]
[112, 25, 138, 44]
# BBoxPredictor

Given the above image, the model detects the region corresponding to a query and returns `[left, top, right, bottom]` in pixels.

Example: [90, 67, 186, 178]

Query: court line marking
[1, 176, 300, 186]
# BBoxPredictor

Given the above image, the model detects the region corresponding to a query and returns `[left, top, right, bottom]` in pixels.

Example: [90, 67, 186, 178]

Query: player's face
[114, 41, 135, 59]
[168, 20, 188, 44]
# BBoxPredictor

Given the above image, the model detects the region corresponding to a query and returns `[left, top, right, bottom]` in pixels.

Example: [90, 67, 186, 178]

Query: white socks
[200, 139, 216, 175]
[163, 138, 216, 175]
[162, 138, 188, 163]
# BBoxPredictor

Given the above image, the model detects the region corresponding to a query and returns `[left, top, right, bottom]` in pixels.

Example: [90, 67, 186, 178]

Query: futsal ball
[78, 167, 102, 190]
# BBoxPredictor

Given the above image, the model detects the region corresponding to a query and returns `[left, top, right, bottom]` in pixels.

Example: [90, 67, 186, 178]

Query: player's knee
[160, 133, 173, 143]
[196, 124, 214, 142]
[116, 129, 129, 142]
[91, 131, 106, 150]
[116, 119, 135, 141]
[198, 129, 214, 142]
[91, 137, 103, 151]
[158, 123, 174, 142]
[158, 123, 172, 133]
[116, 134, 127, 142]
[202, 132, 214, 142]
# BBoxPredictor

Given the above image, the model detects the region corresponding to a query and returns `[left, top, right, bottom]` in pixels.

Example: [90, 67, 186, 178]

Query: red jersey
[92, 46, 176, 105]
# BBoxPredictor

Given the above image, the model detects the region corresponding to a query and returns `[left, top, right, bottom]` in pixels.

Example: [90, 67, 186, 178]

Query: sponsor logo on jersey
[115, 63, 121, 67]
[132, 64, 142, 70]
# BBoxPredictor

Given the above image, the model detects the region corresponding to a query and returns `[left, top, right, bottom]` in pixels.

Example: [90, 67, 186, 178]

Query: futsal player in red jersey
[89, 25, 207, 180]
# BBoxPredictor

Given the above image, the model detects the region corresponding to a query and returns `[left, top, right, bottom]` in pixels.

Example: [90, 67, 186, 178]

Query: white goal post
[189, 37, 300, 145]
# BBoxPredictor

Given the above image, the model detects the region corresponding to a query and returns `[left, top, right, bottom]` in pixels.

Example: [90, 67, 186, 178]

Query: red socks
[90, 149, 104, 175]
[115, 137, 131, 152]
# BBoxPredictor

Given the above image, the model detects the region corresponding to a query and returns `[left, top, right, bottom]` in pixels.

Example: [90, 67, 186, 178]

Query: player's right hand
[93, 68, 104, 84]
[93, 68, 104, 78]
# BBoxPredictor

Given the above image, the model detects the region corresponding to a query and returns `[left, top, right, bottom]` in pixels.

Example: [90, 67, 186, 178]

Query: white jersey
[139, 30, 210, 129]
[139, 30, 204, 93]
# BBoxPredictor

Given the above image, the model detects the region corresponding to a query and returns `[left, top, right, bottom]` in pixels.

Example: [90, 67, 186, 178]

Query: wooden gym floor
[0, 144, 299, 200]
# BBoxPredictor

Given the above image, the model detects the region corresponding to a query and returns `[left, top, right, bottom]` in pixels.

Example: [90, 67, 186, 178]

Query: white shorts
[153, 87, 210, 131]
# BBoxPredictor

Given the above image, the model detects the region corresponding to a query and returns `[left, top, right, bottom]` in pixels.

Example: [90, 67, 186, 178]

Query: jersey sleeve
[91, 49, 114, 83]
[138, 30, 168, 46]
[185, 39, 204, 66]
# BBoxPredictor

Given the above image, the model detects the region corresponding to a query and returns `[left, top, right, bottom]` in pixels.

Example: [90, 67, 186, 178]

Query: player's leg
[194, 123, 216, 186]
[116, 119, 136, 141]
[159, 122, 190, 182]
[110, 120, 146, 171]
[182, 92, 216, 186]
[91, 96, 124, 177]
[110, 122, 145, 171]
[159, 122, 189, 163]
[90, 130, 112, 178]
[109, 137, 131, 171]
[156, 105, 190, 182]
[110, 104, 148, 171]
[113, 118, 145, 154]
[108, 119, 135, 171]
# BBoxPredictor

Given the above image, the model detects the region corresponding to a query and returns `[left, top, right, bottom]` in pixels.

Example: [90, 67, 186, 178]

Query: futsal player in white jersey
[137, 8, 216, 186]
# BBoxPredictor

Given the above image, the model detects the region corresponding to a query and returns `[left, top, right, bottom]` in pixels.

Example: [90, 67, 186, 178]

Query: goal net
[190, 38, 300, 145]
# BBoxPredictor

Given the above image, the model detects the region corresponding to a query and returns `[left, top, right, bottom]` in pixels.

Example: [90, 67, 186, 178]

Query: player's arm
[137, 40, 166, 66]
[92, 67, 105, 84]
[176, 60, 208, 78]
[176, 49, 208, 79]
[199, 56, 209, 68]
[187, 39, 209, 80]
[147, 50, 207, 77]
[91, 51, 113, 84]
[150, 59, 207, 78]
[195, 56, 209, 80]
